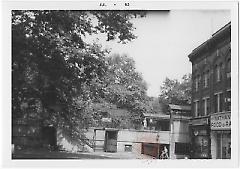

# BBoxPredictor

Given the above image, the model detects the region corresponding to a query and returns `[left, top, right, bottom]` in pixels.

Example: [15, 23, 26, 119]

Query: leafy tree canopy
[158, 74, 192, 105]
[12, 10, 145, 137]
[87, 54, 150, 129]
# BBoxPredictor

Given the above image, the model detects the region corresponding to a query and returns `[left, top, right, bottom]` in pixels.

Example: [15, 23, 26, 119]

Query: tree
[147, 97, 169, 114]
[158, 74, 192, 105]
[102, 54, 150, 129]
[12, 10, 145, 138]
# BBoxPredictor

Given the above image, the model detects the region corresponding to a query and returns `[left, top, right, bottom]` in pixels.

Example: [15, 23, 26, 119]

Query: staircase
[57, 129, 96, 153]
[58, 128, 106, 153]
[94, 143, 105, 152]
[78, 133, 95, 152]
[78, 132, 106, 152]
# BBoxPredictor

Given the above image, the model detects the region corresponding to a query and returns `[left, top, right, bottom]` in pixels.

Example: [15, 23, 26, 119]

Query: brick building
[188, 22, 231, 159]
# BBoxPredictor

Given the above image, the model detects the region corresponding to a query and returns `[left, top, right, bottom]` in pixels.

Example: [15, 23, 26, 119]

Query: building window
[207, 98, 210, 114]
[203, 71, 209, 88]
[194, 78, 198, 91]
[194, 101, 200, 117]
[203, 73, 207, 88]
[195, 75, 200, 91]
[227, 59, 231, 72]
[198, 76, 201, 90]
[216, 65, 221, 82]
[204, 58, 207, 64]
[216, 132, 231, 159]
[216, 64, 223, 82]
[226, 59, 231, 78]
[226, 90, 231, 111]
[214, 93, 223, 113]
[124, 145, 132, 152]
[203, 97, 210, 116]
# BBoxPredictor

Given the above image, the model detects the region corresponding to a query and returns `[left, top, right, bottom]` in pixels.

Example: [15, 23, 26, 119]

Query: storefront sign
[189, 118, 209, 126]
[211, 112, 231, 130]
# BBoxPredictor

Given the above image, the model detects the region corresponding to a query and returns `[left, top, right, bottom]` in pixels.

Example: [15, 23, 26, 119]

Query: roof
[212, 22, 231, 37]
[105, 128, 119, 131]
[93, 127, 119, 131]
[143, 113, 170, 119]
[188, 22, 231, 62]
[168, 104, 191, 111]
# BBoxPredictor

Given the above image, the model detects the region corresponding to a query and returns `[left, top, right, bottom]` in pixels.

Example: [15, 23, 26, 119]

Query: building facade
[188, 22, 231, 159]
[81, 104, 191, 159]
[142, 104, 191, 159]
[57, 105, 191, 159]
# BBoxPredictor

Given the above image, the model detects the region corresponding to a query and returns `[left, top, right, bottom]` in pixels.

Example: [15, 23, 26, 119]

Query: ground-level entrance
[41, 126, 57, 149]
[104, 129, 118, 152]
[211, 131, 231, 159]
[210, 112, 231, 159]
[141, 143, 169, 159]
[189, 117, 211, 159]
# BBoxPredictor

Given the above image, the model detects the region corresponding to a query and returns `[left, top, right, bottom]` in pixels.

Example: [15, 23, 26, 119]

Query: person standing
[159, 146, 169, 159]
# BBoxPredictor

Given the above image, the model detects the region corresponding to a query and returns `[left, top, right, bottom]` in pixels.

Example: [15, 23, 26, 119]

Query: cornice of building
[188, 22, 231, 62]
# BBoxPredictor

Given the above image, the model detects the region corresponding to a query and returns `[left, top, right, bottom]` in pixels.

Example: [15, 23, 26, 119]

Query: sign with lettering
[211, 112, 231, 130]
[189, 118, 209, 126]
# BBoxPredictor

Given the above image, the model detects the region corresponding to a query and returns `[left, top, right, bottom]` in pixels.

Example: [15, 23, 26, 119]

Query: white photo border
[1, 1, 239, 168]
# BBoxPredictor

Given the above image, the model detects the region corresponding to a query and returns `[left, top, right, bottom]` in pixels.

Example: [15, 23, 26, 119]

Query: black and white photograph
[1, 1, 239, 168]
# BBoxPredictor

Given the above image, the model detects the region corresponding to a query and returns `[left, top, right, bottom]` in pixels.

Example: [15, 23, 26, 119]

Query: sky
[90, 10, 231, 97]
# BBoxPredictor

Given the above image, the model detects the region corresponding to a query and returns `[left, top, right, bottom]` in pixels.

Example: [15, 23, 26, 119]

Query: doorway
[216, 132, 231, 159]
[41, 126, 57, 149]
[104, 130, 118, 152]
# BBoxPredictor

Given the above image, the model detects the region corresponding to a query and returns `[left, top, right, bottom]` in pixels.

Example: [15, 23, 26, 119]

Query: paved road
[81, 151, 153, 159]
[12, 150, 152, 159]
[12, 150, 111, 159]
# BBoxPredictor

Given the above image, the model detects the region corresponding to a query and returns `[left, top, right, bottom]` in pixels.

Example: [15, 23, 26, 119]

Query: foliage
[147, 97, 169, 114]
[158, 74, 192, 105]
[81, 54, 151, 129]
[102, 54, 150, 129]
[12, 10, 144, 136]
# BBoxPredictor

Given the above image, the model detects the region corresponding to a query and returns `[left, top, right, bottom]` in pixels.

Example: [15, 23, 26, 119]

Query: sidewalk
[12, 149, 153, 159]
[12, 149, 111, 159]
[81, 151, 154, 159]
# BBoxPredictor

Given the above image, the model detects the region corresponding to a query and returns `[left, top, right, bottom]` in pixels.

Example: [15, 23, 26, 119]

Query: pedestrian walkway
[81, 151, 154, 159]
[12, 149, 111, 159]
[12, 149, 153, 159]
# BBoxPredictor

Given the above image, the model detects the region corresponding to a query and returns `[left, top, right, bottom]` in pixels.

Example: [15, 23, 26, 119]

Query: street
[12, 149, 152, 159]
